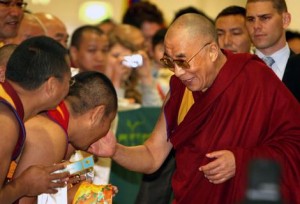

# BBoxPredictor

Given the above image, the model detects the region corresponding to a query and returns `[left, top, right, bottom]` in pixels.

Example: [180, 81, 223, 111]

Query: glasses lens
[174, 60, 190, 69]
[160, 58, 174, 68]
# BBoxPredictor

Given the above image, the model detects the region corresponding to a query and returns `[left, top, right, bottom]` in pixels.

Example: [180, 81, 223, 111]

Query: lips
[253, 33, 266, 38]
[182, 77, 194, 86]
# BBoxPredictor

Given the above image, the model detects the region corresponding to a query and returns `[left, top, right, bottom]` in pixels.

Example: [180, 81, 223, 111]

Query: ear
[208, 43, 219, 62]
[89, 105, 106, 126]
[69, 46, 79, 67]
[44, 76, 57, 97]
[282, 12, 291, 29]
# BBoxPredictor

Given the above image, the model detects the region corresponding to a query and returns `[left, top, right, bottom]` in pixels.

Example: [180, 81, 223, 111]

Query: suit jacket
[283, 52, 300, 102]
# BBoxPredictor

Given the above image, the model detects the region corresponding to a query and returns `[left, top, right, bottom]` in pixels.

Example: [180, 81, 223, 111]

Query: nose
[174, 64, 185, 77]
[252, 19, 262, 31]
[223, 33, 232, 47]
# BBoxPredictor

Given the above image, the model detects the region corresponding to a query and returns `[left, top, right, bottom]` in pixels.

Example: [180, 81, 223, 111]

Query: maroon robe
[46, 101, 69, 159]
[0, 81, 25, 161]
[164, 51, 300, 204]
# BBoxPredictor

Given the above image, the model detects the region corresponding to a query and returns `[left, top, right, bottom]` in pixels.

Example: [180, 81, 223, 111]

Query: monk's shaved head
[167, 13, 217, 43]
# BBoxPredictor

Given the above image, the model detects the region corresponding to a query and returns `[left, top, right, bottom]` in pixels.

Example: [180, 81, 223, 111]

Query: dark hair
[122, 1, 164, 28]
[173, 6, 214, 24]
[70, 25, 104, 48]
[286, 30, 300, 41]
[68, 71, 118, 116]
[6, 36, 69, 90]
[246, 0, 288, 13]
[97, 18, 115, 26]
[152, 28, 167, 49]
[216, 5, 246, 20]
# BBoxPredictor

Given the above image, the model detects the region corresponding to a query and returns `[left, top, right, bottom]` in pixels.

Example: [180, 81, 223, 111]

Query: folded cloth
[73, 181, 113, 204]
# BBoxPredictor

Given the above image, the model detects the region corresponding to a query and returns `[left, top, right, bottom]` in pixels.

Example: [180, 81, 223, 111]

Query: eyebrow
[246, 13, 272, 18]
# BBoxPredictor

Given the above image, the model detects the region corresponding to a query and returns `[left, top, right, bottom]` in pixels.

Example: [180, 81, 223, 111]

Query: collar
[256, 43, 290, 80]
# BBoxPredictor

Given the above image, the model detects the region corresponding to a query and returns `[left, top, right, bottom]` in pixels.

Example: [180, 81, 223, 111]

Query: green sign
[110, 107, 161, 204]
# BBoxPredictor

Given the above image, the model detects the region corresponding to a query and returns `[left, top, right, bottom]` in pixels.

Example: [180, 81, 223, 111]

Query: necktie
[262, 56, 275, 67]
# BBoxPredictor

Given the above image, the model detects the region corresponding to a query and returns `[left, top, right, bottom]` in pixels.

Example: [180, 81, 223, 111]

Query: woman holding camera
[107, 24, 162, 107]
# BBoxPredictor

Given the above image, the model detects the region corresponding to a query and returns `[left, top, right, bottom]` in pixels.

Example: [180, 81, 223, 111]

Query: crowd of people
[0, 0, 299, 203]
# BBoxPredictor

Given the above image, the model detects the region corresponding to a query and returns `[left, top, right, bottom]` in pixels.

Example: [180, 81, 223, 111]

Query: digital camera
[122, 54, 143, 68]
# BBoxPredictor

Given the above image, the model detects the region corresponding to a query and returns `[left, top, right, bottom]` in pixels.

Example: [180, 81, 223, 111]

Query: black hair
[286, 30, 300, 41]
[122, 1, 164, 28]
[152, 28, 167, 49]
[70, 25, 104, 48]
[68, 71, 118, 116]
[216, 5, 246, 20]
[6, 36, 69, 90]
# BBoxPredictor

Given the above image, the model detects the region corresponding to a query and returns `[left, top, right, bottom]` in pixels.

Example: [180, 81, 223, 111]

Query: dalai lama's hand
[87, 130, 117, 157]
[199, 150, 236, 184]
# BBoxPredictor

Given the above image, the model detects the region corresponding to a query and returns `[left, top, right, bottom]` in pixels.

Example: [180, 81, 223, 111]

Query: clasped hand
[199, 150, 236, 184]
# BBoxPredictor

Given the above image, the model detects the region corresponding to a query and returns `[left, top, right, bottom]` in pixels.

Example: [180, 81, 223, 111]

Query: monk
[14, 71, 118, 203]
[103, 13, 300, 203]
[0, 36, 71, 203]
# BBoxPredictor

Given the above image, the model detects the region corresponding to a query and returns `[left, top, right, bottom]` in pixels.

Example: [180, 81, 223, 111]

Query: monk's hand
[87, 130, 117, 157]
[17, 163, 69, 196]
[199, 150, 235, 184]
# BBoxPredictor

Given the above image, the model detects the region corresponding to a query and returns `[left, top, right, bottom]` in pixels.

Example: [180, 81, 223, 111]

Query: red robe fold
[0, 81, 25, 160]
[164, 51, 300, 204]
[46, 101, 69, 159]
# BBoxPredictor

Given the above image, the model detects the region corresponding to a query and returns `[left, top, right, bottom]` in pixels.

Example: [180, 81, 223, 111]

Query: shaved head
[167, 13, 217, 43]
[34, 12, 69, 47]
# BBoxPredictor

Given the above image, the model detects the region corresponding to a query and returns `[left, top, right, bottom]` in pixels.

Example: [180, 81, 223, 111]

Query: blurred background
[27, 0, 300, 40]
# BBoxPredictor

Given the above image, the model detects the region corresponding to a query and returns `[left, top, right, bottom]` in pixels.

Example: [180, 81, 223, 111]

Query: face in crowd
[0, 0, 25, 40]
[216, 14, 252, 53]
[70, 30, 109, 73]
[245, 0, 291, 54]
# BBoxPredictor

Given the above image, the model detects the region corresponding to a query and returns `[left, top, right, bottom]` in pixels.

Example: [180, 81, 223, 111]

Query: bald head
[167, 13, 217, 43]
[34, 12, 69, 47]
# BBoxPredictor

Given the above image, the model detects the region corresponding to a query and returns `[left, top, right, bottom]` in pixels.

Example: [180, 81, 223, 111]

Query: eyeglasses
[0, 0, 27, 9]
[160, 42, 211, 71]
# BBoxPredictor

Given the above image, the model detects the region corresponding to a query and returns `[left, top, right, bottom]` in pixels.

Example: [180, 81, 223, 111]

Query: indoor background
[27, 0, 300, 39]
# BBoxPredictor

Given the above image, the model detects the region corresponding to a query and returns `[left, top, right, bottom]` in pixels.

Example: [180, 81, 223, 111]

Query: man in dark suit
[245, 0, 300, 102]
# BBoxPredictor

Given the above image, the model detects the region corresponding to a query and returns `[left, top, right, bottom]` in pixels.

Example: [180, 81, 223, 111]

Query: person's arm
[112, 109, 173, 174]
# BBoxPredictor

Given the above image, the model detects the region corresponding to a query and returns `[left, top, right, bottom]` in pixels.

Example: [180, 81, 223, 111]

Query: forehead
[80, 31, 108, 46]
[164, 29, 198, 57]
[216, 15, 246, 28]
[246, 1, 277, 15]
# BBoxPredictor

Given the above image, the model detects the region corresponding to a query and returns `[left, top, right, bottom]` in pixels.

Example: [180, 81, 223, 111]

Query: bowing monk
[104, 13, 300, 204]
[0, 36, 71, 203]
[14, 71, 118, 204]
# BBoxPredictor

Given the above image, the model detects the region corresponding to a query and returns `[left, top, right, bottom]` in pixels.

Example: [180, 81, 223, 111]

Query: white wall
[26, 0, 300, 36]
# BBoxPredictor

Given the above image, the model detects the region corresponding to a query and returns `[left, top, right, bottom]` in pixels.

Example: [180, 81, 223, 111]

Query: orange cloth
[73, 182, 113, 204]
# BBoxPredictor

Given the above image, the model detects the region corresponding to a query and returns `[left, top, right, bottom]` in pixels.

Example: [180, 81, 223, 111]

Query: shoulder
[0, 103, 20, 134]
[287, 53, 300, 66]
[25, 114, 67, 156]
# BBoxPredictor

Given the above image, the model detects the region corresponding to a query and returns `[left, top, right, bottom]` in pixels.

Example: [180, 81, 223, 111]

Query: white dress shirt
[256, 43, 290, 80]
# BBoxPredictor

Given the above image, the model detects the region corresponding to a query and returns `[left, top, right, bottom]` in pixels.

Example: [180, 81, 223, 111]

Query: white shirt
[256, 43, 290, 80]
